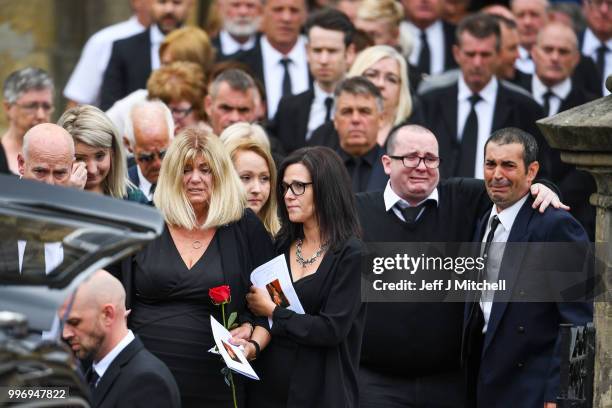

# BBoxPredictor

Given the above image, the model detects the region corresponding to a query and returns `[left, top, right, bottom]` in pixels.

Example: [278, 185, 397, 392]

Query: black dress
[247, 237, 366, 408]
[129, 227, 242, 408]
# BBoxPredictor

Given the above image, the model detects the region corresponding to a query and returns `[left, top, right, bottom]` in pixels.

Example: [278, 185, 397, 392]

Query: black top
[356, 178, 491, 376]
[338, 144, 387, 193]
[0, 145, 10, 174]
[248, 237, 366, 408]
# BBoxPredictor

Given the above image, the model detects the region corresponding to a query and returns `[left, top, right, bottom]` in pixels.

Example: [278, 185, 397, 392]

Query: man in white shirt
[100, 0, 193, 110]
[580, 0, 612, 95]
[60, 270, 180, 408]
[214, 0, 262, 58]
[63, 0, 152, 107]
[124, 100, 174, 203]
[510, 0, 548, 75]
[234, 0, 309, 119]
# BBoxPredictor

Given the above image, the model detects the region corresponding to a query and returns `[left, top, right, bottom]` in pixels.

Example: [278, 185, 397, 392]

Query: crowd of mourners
[2, 0, 608, 406]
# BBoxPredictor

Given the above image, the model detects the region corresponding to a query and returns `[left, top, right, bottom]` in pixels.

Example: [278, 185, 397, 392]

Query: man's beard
[225, 17, 261, 38]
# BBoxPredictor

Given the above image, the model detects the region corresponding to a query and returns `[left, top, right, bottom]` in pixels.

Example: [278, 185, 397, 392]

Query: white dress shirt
[306, 82, 334, 141]
[63, 16, 146, 105]
[137, 165, 154, 201]
[92, 330, 136, 385]
[404, 20, 446, 75]
[150, 24, 165, 72]
[17, 241, 64, 275]
[457, 75, 498, 179]
[383, 180, 439, 222]
[219, 29, 256, 55]
[515, 46, 534, 74]
[581, 28, 612, 96]
[261, 35, 310, 119]
[532, 75, 571, 117]
[480, 194, 528, 332]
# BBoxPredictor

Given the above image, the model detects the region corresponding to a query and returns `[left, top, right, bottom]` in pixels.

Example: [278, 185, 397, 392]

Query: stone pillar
[537, 76, 612, 408]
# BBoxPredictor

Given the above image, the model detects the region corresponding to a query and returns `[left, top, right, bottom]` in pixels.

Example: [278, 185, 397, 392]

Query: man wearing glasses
[1, 67, 55, 175]
[124, 100, 174, 204]
[355, 124, 564, 408]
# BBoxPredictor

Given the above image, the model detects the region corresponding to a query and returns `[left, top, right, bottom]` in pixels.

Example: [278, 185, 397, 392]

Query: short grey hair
[209, 69, 257, 101]
[334, 76, 384, 112]
[124, 99, 174, 147]
[3, 67, 54, 104]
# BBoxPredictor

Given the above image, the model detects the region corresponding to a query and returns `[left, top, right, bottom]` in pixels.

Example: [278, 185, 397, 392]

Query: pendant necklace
[296, 238, 327, 267]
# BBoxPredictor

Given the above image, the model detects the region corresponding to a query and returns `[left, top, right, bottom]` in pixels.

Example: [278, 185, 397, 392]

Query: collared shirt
[338, 144, 381, 193]
[92, 330, 136, 385]
[457, 75, 498, 179]
[532, 75, 572, 116]
[64, 15, 146, 105]
[219, 29, 256, 55]
[404, 20, 445, 75]
[137, 165, 154, 201]
[383, 180, 439, 222]
[515, 46, 534, 74]
[480, 194, 529, 332]
[261, 35, 310, 119]
[581, 28, 612, 95]
[306, 82, 334, 141]
[17, 241, 64, 275]
[150, 24, 165, 72]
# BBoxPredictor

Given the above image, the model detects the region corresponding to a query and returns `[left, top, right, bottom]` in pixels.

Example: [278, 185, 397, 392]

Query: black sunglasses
[137, 149, 167, 163]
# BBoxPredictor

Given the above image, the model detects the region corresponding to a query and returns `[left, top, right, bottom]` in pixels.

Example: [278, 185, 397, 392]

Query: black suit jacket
[514, 75, 598, 239]
[414, 79, 547, 179]
[442, 21, 458, 72]
[100, 29, 152, 110]
[92, 336, 181, 408]
[577, 30, 608, 96]
[463, 197, 592, 408]
[268, 89, 315, 153]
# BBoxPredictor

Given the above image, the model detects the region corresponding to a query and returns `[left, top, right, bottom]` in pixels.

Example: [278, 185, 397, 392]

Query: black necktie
[400, 203, 425, 224]
[350, 157, 363, 193]
[417, 30, 431, 75]
[458, 94, 481, 177]
[481, 215, 501, 269]
[150, 183, 157, 196]
[542, 89, 554, 117]
[21, 241, 45, 277]
[87, 369, 100, 394]
[280, 57, 293, 97]
[596, 44, 609, 85]
[324, 97, 334, 122]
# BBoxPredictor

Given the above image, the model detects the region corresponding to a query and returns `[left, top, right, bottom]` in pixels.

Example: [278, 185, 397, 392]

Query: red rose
[209, 285, 231, 305]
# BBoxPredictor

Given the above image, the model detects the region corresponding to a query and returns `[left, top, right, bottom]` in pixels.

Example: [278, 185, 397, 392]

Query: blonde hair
[57, 105, 128, 198]
[159, 26, 216, 75]
[348, 45, 413, 125]
[154, 127, 246, 229]
[357, 0, 404, 26]
[221, 123, 281, 236]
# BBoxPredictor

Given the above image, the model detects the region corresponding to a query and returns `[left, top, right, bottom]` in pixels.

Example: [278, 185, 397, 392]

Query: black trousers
[359, 366, 467, 408]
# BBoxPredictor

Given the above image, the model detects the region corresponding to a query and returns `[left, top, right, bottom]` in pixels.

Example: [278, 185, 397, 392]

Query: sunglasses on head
[137, 149, 167, 163]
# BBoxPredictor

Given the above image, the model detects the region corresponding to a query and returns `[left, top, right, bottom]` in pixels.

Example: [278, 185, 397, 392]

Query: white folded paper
[210, 315, 259, 380]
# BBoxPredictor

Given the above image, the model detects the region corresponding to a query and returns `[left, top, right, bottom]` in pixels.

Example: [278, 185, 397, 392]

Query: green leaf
[227, 312, 238, 329]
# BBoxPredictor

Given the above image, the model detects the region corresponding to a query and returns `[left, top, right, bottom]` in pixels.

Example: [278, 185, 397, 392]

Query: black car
[0, 175, 163, 407]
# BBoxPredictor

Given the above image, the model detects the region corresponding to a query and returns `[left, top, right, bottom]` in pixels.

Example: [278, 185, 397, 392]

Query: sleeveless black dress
[129, 227, 243, 408]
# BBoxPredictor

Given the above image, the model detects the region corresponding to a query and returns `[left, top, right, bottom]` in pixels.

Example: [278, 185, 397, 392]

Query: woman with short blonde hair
[348, 45, 413, 145]
[113, 127, 275, 407]
[221, 123, 281, 236]
[58, 105, 145, 202]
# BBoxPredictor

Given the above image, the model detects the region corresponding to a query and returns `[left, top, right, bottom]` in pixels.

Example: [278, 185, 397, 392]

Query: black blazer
[414, 79, 546, 179]
[100, 29, 152, 111]
[463, 197, 593, 408]
[251, 237, 366, 408]
[92, 336, 181, 408]
[127, 164, 140, 187]
[442, 20, 459, 72]
[577, 30, 608, 96]
[268, 89, 315, 153]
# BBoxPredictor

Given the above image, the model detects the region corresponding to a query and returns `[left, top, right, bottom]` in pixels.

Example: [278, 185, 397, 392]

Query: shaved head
[22, 123, 74, 160]
[76, 270, 127, 315]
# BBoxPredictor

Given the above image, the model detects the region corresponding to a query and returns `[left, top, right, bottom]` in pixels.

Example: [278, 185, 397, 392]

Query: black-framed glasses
[14, 102, 54, 114]
[136, 149, 167, 163]
[281, 181, 313, 196]
[389, 154, 440, 169]
[170, 106, 193, 119]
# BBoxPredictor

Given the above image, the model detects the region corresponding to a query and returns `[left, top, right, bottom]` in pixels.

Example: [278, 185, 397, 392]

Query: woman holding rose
[109, 128, 274, 407]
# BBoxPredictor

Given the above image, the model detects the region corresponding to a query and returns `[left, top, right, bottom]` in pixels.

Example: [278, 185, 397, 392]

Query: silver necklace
[296, 238, 327, 267]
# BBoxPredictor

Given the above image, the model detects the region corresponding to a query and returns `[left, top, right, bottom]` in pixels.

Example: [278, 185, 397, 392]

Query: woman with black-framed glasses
[238, 146, 366, 407]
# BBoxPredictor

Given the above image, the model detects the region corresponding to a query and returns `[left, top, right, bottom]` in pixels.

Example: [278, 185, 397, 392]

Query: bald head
[18, 123, 75, 186]
[60, 270, 128, 362]
[532, 22, 579, 87]
[511, 0, 549, 50]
